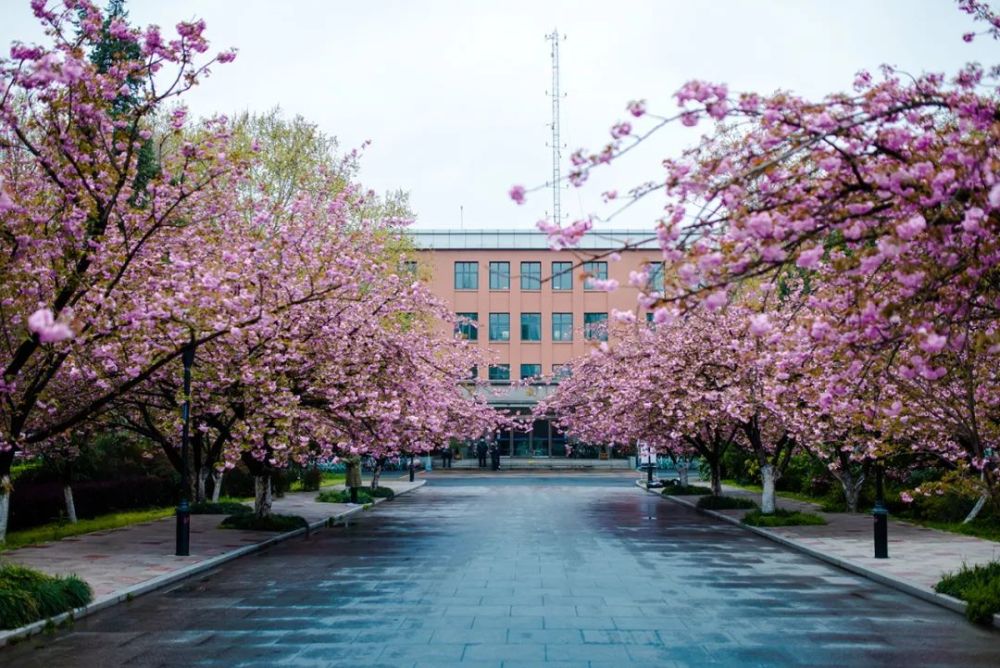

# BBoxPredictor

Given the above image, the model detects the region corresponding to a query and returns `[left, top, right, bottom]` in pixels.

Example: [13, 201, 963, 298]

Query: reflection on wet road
[3, 474, 998, 667]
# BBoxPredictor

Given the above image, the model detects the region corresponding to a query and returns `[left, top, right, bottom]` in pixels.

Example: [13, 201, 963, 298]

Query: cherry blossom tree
[0, 0, 244, 540]
[517, 1, 1000, 513]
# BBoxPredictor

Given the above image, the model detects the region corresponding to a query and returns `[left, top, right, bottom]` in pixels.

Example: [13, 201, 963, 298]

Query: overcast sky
[0, 1, 994, 230]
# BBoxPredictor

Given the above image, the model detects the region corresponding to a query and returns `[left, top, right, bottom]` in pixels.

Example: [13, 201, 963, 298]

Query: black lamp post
[873, 460, 888, 559]
[409, 454, 415, 482]
[175, 341, 195, 557]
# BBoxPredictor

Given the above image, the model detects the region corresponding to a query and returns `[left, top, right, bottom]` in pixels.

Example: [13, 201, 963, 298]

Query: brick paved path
[2, 474, 997, 667]
[712, 484, 1000, 592]
[3, 478, 420, 598]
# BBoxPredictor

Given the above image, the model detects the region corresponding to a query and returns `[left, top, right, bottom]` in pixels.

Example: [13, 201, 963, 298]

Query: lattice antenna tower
[545, 30, 565, 225]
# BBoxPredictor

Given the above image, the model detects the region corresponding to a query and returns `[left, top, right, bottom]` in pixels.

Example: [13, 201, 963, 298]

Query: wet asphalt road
[3, 473, 998, 667]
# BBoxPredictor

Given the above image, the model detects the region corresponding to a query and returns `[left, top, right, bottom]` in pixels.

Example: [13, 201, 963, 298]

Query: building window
[583, 261, 608, 290]
[469, 365, 478, 380]
[489, 312, 510, 341]
[520, 313, 541, 342]
[553, 364, 572, 380]
[454, 261, 478, 290]
[552, 262, 573, 291]
[489, 261, 510, 290]
[520, 363, 542, 380]
[521, 261, 541, 290]
[646, 311, 655, 327]
[647, 261, 664, 292]
[488, 364, 510, 381]
[584, 312, 608, 341]
[402, 260, 418, 275]
[456, 312, 478, 341]
[552, 312, 573, 342]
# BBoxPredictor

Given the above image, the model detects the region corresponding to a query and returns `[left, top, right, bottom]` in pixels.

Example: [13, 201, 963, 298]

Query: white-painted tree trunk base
[677, 463, 689, 487]
[196, 469, 208, 504]
[211, 472, 223, 503]
[63, 484, 78, 524]
[0, 478, 10, 543]
[964, 494, 988, 524]
[761, 464, 776, 514]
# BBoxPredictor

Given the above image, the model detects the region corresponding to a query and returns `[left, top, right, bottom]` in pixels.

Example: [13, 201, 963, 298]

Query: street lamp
[176, 340, 195, 557]
[873, 460, 888, 559]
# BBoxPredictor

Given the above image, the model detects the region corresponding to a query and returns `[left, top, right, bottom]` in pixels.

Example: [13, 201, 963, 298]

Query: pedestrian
[477, 439, 488, 468]
[442, 446, 453, 469]
[489, 442, 500, 470]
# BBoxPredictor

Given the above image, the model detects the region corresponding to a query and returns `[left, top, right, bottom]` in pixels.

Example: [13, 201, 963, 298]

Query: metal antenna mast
[546, 30, 563, 225]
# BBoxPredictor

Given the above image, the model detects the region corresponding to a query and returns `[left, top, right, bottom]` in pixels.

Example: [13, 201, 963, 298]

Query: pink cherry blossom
[508, 184, 526, 205]
[27, 308, 73, 343]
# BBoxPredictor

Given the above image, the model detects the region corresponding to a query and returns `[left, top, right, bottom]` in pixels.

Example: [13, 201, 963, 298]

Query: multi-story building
[410, 228, 660, 459]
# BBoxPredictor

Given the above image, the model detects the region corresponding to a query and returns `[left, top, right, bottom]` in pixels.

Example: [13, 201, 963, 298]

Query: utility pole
[545, 30, 564, 225]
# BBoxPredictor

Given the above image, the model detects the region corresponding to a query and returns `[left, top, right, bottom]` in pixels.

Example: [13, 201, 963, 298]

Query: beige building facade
[409, 229, 660, 459]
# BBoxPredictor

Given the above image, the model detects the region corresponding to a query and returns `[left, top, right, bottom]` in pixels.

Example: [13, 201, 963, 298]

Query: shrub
[189, 501, 251, 515]
[697, 495, 759, 510]
[742, 508, 827, 527]
[0, 564, 93, 630]
[662, 484, 711, 496]
[936, 561, 1000, 625]
[300, 467, 323, 492]
[0, 588, 40, 629]
[370, 486, 395, 499]
[219, 513, 308, 532]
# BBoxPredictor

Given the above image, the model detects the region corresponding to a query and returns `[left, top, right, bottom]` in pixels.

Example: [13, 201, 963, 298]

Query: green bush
[189, 501, 251, 515]
[0, 564, 93, 630]
[936, 561, 1000, 625]
[219, 513, 308, 532]
[742, 508, 827, 527]
[370, 486, 395, 499]
[662, 484, 712, 496]
[0, 588, 40, 629]
[697, 495, 759, 510]
[300, 467, 323, 492]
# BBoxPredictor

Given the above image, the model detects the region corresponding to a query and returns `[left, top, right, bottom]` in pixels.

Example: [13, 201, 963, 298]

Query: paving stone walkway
[2, 473, 997, 667]
[707, 483, 1000, 592]
[2, 477, 422, 599]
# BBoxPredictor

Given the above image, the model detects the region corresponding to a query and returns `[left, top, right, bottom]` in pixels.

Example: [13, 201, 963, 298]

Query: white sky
[0, 1, 995, 230]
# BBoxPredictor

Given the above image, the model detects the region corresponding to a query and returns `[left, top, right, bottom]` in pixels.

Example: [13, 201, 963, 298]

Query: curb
[635, 480, 1000, 630]
[0, 480, 426, 647]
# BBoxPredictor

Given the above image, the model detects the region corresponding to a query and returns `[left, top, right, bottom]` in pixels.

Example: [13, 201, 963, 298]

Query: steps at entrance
[441, 457, 635, 470]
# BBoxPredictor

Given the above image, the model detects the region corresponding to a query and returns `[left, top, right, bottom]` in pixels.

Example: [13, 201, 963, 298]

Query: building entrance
[492, 418, 567, 458]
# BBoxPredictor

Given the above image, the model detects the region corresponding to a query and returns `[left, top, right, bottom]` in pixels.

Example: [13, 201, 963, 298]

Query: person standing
[489, 442, 500, 471]
[477, 439, 488, 468]
[442, 446, 453, 469]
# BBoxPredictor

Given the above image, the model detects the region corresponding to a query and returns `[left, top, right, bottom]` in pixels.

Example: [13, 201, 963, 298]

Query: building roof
[408, 228, 659, 251]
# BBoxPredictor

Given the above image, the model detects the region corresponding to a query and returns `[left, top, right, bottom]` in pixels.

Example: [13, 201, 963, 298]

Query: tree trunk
[761, 464, 777, 514]
[0, 475, 10, 543]
[838, 469, 865, 514]
[254, 474, 272, 518]
[196, 467, 208, 504]
[710, 460, 722, 496]
[964, 494, 987, 524]
[211, 471, 223, 503]
[63, 484, 78, 524]
[370, 459, 383, 490]
[677, 460, 689, 487]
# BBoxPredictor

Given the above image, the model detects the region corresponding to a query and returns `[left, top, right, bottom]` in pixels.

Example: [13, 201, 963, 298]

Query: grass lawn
[907, 518, 1000, 543]
[288, 471, 346, 492]
[1, 507, 175, 551]
[722, 479, 824, 507]
[743, 508, 827, 527]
